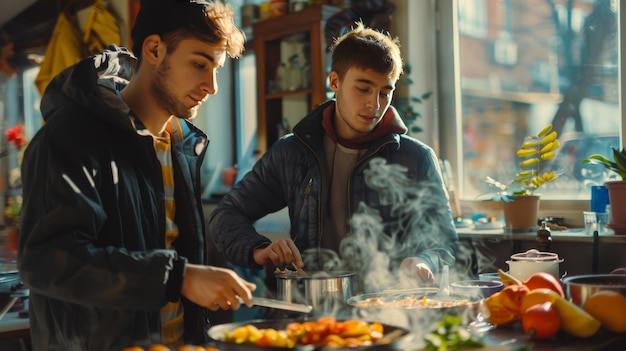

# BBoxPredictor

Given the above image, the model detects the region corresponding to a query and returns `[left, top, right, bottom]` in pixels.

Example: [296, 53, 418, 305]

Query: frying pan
[207, 318, 410, 351]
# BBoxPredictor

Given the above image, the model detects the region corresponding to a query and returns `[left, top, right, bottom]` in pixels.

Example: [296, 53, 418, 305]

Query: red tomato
[286, 322, 306, 340]
[316, 316, 338, 334]
[522, 302, 561, 339]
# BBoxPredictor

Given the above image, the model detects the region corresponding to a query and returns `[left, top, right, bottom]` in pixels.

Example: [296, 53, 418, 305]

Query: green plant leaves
[581, 147, 626, 180]
[485, 123, 561, 199]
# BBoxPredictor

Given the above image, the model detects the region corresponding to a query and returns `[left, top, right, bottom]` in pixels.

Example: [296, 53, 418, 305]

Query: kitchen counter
[0, 311, 29, 341]
[205, 323, 626, 351]
[483, 323, 626, 351]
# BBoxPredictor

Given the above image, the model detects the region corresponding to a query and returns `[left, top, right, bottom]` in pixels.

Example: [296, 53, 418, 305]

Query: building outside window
[438, 0, 621, 202]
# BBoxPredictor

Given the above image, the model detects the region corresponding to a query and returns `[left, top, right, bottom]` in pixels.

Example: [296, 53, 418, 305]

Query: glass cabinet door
[252, 5, 340, 155]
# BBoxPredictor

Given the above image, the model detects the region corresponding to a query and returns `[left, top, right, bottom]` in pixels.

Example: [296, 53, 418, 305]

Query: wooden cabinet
[252, 5, 340, 155]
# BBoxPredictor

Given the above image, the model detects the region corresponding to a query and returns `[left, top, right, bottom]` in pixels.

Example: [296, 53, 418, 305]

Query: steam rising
[290, 158, 496, 345]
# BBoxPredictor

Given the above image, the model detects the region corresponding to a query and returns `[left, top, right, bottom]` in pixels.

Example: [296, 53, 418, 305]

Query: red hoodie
[321, 102, 408, 149]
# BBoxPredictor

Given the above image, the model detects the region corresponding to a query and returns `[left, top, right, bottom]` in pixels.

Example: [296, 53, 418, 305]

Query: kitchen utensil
[276, 270, 356, 313]
[506, 249, 563, 281]
[292, 263, 310, 278]
[427, 265, 456, 303]
[562, 274, 626, 307]
[592, 230, 599, 274]
[0, 295, 18, 321]
[241, 296, 313, 314]
[433, 265, 452, 300]
[207, 318, 409, 351]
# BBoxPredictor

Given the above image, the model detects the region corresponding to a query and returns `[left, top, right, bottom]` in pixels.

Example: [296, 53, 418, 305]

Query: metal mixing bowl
[562, 274, 626, 306]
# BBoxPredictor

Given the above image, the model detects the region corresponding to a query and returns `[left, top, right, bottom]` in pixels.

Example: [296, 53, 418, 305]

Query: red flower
[6, 124, 25, 148]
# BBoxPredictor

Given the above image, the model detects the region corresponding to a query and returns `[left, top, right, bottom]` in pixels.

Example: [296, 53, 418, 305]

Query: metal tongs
[240, 296, 313, 314]
[0, 289, 28, 321]
[292, 263, 310, 277]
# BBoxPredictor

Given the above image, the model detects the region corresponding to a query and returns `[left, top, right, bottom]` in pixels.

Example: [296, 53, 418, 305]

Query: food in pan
[353, 294, 470, 309]
[221, 316, 384, 348]
[122, 345, 217, 351]
[274, 267, 296, 274]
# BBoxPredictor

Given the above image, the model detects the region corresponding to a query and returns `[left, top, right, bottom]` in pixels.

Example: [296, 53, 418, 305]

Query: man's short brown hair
[131, 0, 245, 59]
[330, 21, 403, 82]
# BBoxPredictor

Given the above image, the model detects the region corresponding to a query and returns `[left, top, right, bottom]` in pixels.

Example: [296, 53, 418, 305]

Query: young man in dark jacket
[18, 1, 255, 349]
[208, 23, 459, 295]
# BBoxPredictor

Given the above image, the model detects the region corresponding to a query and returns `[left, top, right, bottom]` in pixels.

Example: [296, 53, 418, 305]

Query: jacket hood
[40, 45, 137, 132]
[294, 100, 407, 150]
[320, 101, 407, 149]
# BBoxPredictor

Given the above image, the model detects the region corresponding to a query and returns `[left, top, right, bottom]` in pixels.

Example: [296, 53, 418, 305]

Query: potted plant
[581, 147, 626, 233]
[483, 123, 561, 230]
[393, 64, 432, 134]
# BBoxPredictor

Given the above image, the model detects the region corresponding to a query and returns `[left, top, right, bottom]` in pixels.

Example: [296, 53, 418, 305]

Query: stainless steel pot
[276, 271, 357, 314]
[562, 274, 626, 306]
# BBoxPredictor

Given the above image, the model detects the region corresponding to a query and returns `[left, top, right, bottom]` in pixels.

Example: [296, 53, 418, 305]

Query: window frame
[435, 0, 625, 227]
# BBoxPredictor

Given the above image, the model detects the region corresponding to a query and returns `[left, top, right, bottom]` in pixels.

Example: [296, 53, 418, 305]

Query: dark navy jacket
[18, 47, 211, 350]
[209, 100, 458, 290]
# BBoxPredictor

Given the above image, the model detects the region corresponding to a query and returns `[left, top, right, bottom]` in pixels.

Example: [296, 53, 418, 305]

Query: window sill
[457, 227, 626, 244]
[459, 198, 590, 228]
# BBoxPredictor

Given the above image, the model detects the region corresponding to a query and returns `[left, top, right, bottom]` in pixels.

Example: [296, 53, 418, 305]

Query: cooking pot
[207, 318, 410, 351]
[506, 249, 563, 281]
[276, 271, 357, 315]
[562, 274, 626, 307]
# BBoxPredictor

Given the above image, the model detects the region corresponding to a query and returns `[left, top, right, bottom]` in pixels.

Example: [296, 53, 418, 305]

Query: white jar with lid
[506, 249, 564, 281]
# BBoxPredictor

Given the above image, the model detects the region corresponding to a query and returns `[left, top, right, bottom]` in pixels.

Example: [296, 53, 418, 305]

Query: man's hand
[400, 257, 435, 285]
[181, 264, 256, 311]
[253, 239, 304, 268]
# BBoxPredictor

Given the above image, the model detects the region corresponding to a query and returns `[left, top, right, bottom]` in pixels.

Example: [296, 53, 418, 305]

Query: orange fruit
[523, 272, 564, 297]
[483, 291, 520, 325]
[522, 301, 561, 339]
[499, 284, 530, 313]
[178, 346, 205, 351]
[582, 290, 626, 333]
[122, 347, 144, 351]
[147, 345, 171, 351]
[520, 288, 560, 313]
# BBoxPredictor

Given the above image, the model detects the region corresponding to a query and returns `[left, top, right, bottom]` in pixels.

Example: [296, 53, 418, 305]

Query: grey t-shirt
[321, 134, 366, 254]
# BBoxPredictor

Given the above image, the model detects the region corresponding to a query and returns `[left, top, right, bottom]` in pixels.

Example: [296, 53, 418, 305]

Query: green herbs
[424, 315, 484, 351]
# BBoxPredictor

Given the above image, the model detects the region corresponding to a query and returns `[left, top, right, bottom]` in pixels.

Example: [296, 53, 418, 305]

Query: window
[438, 0, 621, 203]
[458, 0, 488, 38]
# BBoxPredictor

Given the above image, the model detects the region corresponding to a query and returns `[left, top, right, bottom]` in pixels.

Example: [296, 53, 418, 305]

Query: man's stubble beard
[152, 58, 198, 120]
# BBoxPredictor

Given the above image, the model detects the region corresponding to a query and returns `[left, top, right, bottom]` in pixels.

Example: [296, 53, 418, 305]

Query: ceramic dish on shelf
[473, 220, 505, 230]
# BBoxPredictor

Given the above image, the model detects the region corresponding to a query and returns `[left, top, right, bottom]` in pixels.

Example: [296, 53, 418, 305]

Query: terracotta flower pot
[606, 180, 626, 234]
[502, 195, 540, 232]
